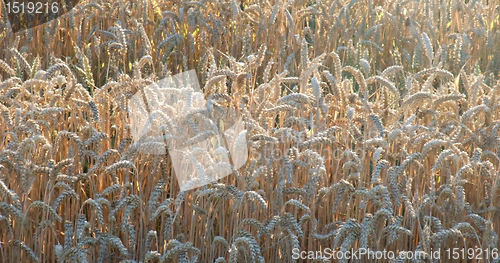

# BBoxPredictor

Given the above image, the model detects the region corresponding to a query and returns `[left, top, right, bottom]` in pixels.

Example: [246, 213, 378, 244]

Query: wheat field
[0, 0, 499, 262]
